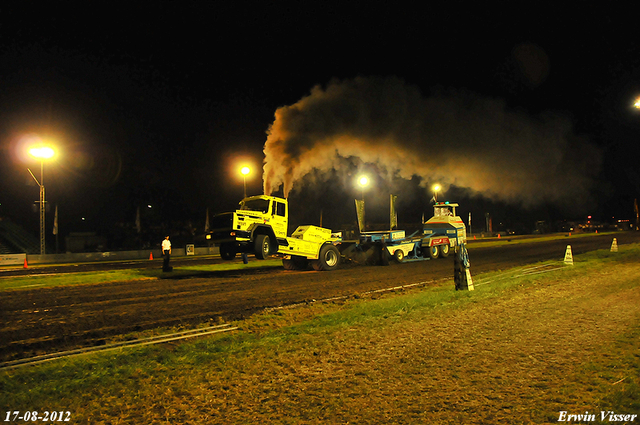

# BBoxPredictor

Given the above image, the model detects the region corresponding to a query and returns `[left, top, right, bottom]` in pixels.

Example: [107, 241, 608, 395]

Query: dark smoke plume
[263, 76, 600, 208]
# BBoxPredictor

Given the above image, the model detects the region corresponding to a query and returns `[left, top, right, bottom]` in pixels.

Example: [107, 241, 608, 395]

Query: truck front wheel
[254, 234, 271, 259]
[312, 244, 340, 271]
[428, 245, 440, 259]
[439, 244, 450, 258]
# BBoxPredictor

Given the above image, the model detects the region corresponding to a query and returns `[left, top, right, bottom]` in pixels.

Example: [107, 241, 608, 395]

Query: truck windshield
[240, 199, 270, 213]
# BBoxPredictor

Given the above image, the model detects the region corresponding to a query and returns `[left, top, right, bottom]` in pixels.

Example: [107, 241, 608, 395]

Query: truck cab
[207, 195, 288, 260]
[207, 195, 341, 270]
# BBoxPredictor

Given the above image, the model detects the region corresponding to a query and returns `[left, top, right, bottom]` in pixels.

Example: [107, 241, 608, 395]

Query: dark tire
[428, 245, 440, 259]
[312, 244, 340, 271]
[283, 255, 309, 270]
[394, 249, 405, 263]
[439, 244, 450, 258]
[283, 258, 296, 270]
[254, 234, 271, 259]
[219, 243, 236, 260]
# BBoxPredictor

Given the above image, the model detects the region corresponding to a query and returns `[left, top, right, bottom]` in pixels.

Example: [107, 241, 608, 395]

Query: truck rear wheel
[428, 245, 440, 259]
[439, 244, 450, 258]
[312, 244, 340, 271]
[219, 243, 236, 260]
[254, 234, 271, 259]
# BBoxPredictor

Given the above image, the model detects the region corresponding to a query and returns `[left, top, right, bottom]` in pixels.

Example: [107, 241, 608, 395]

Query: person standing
[162, 236, 172, 272]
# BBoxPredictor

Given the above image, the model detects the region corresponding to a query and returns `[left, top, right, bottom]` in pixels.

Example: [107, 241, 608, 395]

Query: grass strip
[467, 230, 616, 248]
[0, 245, 638, 423]
[0, 259, 283, 291]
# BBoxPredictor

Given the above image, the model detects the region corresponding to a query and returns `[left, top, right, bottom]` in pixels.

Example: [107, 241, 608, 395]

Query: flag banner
[52, 205, 58, 235]
[136, 207, 141, 233]
[390, 194, 398, 230]
[355, 199, 365, 233]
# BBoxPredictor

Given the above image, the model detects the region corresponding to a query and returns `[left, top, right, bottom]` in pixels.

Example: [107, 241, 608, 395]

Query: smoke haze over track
[263, 77, 600, 210]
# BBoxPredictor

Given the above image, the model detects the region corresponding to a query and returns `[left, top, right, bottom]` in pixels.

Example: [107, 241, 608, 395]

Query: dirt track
[1, 232, 639, 362]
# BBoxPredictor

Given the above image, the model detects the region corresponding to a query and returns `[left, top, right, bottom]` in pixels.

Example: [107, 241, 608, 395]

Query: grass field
[0, 245, 638, 424]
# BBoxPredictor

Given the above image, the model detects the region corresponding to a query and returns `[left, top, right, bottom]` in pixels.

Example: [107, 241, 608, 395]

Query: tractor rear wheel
[439, 244, 450, 258]
[428, 245, 440, 259]
[312, 244, 340, 271]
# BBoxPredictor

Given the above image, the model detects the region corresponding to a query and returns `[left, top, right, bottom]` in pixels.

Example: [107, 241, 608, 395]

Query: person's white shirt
[162, 238, 171, 252]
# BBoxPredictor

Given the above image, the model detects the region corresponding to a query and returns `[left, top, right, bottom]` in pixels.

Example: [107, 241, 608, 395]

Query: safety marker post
[611, 238, 618, 252]
[564, 245, 574, 265]
[454, 244, 474, 291]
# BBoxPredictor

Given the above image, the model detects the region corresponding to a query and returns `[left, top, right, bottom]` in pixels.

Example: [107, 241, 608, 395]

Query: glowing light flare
[240, 165, 252, 198]
[358, 176, 369, 187]
[432, 183, 442, 202]
[29, 146, 56, 160]
[634, 97, 640, 109]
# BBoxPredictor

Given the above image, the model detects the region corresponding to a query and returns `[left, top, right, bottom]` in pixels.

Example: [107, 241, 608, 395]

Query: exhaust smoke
[263, 76, 600, 209]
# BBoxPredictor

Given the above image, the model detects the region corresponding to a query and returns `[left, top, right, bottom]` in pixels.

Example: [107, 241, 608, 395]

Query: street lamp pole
[27, 162, 46, 255]
[39, 160, 45, 255]
[240, 166, 251, 199]
[28, 146, 55, 256]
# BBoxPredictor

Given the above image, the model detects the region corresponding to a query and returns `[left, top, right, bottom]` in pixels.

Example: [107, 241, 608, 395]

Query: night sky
[1, 3, 639, 246]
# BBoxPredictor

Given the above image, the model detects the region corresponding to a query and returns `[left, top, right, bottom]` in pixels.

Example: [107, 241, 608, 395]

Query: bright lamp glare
[432, 184, 441, 192]
[29, 146, 55, 159]
[359, 176, 369, 187]
[240, 166, 251, 176]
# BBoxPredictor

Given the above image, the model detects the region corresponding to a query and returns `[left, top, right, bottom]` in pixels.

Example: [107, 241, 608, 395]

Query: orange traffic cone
[149, 252, 154, 260]
[23, 258, 28, 268]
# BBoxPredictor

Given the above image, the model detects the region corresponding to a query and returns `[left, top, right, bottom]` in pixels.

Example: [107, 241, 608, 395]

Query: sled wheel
[394, 249, 405, 263]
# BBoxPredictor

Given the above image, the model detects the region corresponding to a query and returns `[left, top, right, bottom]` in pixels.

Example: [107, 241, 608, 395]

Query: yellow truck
[206, 195, 341, 271]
